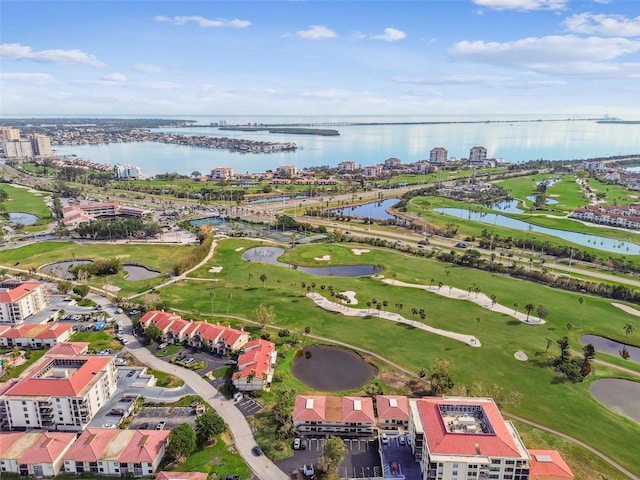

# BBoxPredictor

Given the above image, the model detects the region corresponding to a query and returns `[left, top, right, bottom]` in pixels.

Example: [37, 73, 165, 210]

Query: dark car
[455, 242, 467, 248]
[220, 476, 239, 480]
[252, 446, 263, 456]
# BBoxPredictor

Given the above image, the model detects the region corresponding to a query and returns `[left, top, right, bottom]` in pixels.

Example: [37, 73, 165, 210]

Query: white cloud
[149, 81, 180, 90]
[155, 15, 250, 28]
[132, 63, 166, 74]
[295, 25, 337, 40]
[472, 0, 567, 11]
[301, 88, 354, 98]
[392, 74, 566, 88]
[450, 35, 640, 65]
[0, 43, 105, 67]
[371, 28, 407, 42]
[0, 72, 55, 84]
[101, 73, 127, 82]
[564, 13, 640, 37]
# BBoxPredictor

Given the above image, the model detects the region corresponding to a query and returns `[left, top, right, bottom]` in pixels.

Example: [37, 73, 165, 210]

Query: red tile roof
[416, 397, 524, 458]
[18, 432, 76, 464]
[376, 395, 409, 421]
[235, 339, 274, 379]
[4, 355, 113, 397]
[157, 472, 208, 480]
[293, 395, 326, 423]
[529, 450, 574, 480]
[342, 396, 375, 424]
[48, 342, 90, 355]
[0, 282, 43, 302]
[118, 430, 169, 463]
[65, 428, 120, 461]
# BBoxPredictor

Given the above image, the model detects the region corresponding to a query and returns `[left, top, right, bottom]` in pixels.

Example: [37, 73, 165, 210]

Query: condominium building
[0, 282, 50, 325]
[277, 165, 298, 177]
[337, 161, 357, 171]
[0, 127, 21, 141]
[0, 323, 73, 349]
[31, 134, 53, 156]
[114, 164, 142, 179]
[210, 167, 235, 180]
[2, 139, 34, 158]
[293, 395, 376, 436]
[408, 397, 531, 480]
[0, 345, 118, 431]
[469, 146, 488, 165]
[63, 428, 169, 476]
[233, 339, 277, 392]
[0, 431, 76, 476]
[376, 395, 409, 430]
[430, 147, 448, 166]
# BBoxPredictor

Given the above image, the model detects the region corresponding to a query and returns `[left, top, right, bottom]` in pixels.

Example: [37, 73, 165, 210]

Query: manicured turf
[163, 238, 640, 476]
[0, 183, 52, 228]
[170, 434, 252, 479]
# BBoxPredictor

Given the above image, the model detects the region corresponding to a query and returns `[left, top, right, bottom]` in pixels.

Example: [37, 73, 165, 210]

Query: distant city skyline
[1, 0, 639, 117]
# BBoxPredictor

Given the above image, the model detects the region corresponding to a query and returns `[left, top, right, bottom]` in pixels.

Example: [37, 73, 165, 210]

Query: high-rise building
[469, 146, 488, 165]
[0, 127, 21, 142]
[2, 140, 34, 158]
[113, 164, 142, 179]
[31, 135, 53, 156]
[430, 147, 448, 166]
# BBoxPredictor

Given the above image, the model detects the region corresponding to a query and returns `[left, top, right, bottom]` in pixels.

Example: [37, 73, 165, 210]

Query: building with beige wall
[0, 282, 50, 325]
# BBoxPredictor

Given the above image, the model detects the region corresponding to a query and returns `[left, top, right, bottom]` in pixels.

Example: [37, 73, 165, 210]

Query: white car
[102, 423, 117, 428]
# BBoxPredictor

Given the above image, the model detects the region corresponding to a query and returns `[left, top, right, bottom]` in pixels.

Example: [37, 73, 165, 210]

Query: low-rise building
[529, 450, 574, 480]
[210, 167, 235, 180]
[0, 323, 73, 348]
[376, 395, 409, 430]
[362, 164, 384, 178]
[293, 395, 376, 436]
[0, 345, 118, 431]
[0, 282, 50, 325]
[62, 202, 149, 228]
[63, 428, 169, 477]
[114, 164, 142, 179]
[233, 339, 277, 392]
[338, 161, 357, 171]
[0, 431, 76, 477]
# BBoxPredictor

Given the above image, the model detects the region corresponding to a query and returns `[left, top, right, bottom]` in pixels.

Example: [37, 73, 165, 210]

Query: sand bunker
[612, 303, 640, 317]
[341, 291, 358, 305]
[234, 247, 245, 252]
[352, 249, 370, 256]
[314, 255, 331, 261]
[209, 266, 224, 273]
[103, 284, 121, 292]
[514, 351, 528, 361]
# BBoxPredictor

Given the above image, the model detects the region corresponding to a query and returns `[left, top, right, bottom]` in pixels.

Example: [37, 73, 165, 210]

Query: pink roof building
[376, 395, 409, 428]
[409, 397, 531, 479]
[529, 450, 574, 480]
[0, 431, 76, 476]
[233, 339, 276, 391]
[157, 472, 208, 480]
[293, 395, 376, 436]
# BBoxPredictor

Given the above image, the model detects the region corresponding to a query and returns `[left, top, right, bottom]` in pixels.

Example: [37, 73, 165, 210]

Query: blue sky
[1, 0, 639, 116]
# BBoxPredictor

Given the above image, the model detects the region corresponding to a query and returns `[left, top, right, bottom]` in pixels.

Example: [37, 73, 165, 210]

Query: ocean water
[51, 114, 640, 176]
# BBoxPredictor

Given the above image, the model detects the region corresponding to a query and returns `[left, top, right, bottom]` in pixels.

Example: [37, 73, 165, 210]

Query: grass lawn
[0, 241, 193, 296]
[161, 238, 640, 476]
[0, 349, 46, 381]
[146, 368, 184, 388]
[170, 434, 252, 479]
[0, 183, 52, 224]
[70, 330, 122, 352]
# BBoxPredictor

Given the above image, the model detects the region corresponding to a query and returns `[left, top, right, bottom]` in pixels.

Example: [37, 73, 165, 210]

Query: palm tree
[578, 297, 584, 329]
[248, 273, 253, 287]
[209, 290, 215, 316]
[624, 323, 635, 338]
[490, 295, 497, 307]
[545, 337, 553, 352]
[524, 303, 535, 322]
[226, 293, 232, 319]
[411, 307, 418, 318]
[556, 336, 570, 365]
[566, 322, 573, 331]
[260, 273, 268, 288]
[513, 302, 519, 314]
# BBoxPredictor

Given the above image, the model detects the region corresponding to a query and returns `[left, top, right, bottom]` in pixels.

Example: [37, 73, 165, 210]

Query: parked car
[381, 433, 388, 445]
[140, 422, 149, 429]
[158, 343, 167, 350]
[102, 423, 117, 428]
[252, 446, 263, 456]
[293, 438, 302, 450]
[455, 242, 467, 248]
[155, 422, 165, 430]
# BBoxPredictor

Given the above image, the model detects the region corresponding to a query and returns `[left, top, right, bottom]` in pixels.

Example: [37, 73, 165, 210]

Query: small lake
[242, 246, 381, 277]
[526, 195, 558, 205]
[40, 260, 93, 280]
[290, 344, 378, 391]
[332, 198, 401, 220]
[8, 212, 38, 226]
[248, 195, 308, 205]
[434, 207, 640, 254]
[590, 379, 640, 423]
[579, 334, 640, 364]
[123, 263, 161, 281]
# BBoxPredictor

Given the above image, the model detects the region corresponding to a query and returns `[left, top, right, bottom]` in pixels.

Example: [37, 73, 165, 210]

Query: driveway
[87, 294, 289, 480]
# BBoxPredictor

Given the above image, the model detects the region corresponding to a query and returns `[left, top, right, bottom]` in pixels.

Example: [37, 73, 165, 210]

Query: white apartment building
[430, 147, 448, 165]
[2, 139, 34, 158]
[0, 346, 118, 431]
[0, 282, 50, 325]
[408, 397, 531, 480]
[210, 167, 235, 180]
[469, 146, 488, 165]
[114, 164, 142, 179]
[31, 134, 53, 156]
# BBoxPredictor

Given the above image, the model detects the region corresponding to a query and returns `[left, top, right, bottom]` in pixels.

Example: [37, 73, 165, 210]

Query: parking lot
[276, 437, 381, 479]
[235, 396, 263, 417]
[133, 406, 197, 430]
[380, 433, 422, 480]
